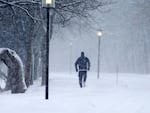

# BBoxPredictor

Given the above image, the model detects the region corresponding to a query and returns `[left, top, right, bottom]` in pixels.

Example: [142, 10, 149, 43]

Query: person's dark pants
[78, 71, 87, 88]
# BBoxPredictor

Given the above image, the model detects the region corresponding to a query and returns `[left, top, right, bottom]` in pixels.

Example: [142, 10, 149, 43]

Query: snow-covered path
[0, 73, 150, 113]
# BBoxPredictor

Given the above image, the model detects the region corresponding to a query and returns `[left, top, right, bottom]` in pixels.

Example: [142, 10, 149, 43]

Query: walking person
[75, 51, 90, 88]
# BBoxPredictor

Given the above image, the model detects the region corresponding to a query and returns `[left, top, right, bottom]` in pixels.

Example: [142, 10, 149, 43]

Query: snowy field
[0, 73, 150, 113]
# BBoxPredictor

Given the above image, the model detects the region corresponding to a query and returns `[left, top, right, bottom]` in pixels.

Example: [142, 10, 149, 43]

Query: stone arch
[0, 48, 27, 93]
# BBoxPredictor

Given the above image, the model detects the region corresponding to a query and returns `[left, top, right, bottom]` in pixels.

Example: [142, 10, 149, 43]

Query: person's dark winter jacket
[75, 52, 90, 72]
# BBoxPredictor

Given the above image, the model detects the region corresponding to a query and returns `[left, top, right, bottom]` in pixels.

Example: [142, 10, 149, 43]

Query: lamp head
[97, 29, 103, 37]
[42, 0, 55, 7]
[46, 0, 52, 4]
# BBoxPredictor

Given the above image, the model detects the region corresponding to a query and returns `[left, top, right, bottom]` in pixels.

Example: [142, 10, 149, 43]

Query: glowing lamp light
[97, 30, 103, 37]
[42, 0, 55, 7]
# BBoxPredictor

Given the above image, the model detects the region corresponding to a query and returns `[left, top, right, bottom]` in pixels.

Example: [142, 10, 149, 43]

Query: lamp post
[97, 30, 103, 79]
[42, 0, 55, 100]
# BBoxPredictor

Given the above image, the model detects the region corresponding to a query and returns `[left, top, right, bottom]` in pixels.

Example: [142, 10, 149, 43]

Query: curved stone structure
[0, 48, 27, 93]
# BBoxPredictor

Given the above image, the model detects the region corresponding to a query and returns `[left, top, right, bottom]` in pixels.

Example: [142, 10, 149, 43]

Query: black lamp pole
[45, 7, 50, 100]
[42, 0, 55, 100]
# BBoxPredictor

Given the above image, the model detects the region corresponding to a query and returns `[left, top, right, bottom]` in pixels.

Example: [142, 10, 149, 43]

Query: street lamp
[97, 29, 103, 79]
[42, 0, 55, 100]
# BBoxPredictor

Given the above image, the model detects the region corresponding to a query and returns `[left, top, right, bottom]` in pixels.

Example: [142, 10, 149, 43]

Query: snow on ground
[0, 72, 150, 113]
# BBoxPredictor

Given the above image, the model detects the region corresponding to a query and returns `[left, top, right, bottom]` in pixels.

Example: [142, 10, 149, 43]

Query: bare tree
[0, 0, 41, 87]
[131, 1, 150, 73]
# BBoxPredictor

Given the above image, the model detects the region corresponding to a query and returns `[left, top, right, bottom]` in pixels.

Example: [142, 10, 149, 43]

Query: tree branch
[0, 0, 41, 21]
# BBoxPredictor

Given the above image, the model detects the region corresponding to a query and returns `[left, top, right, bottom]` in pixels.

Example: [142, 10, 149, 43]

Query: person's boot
[79, 82, 82, 88]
